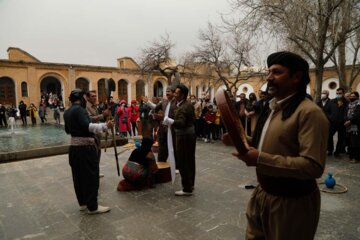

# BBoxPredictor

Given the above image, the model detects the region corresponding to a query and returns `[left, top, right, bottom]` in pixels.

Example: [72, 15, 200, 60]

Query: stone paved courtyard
[0, 141, 359, 240]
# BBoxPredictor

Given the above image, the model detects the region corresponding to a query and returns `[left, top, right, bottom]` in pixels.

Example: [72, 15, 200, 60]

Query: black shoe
[327, 152, 333, 156]
[334, 152, 340, 157]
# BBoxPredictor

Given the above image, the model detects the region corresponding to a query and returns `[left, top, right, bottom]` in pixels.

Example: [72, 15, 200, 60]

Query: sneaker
[79, 205, 87, 211]
[87, 205, 111, 215]
[99, 173, 104, 178]
[175, 190, 192, 196]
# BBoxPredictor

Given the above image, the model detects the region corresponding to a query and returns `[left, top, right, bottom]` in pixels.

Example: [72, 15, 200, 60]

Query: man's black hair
[352, 91, 359, 98]
[336, 87, 345, 93]
[176, 84, 189, 100]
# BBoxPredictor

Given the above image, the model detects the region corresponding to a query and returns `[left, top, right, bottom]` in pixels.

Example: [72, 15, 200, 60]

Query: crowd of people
[318, 88, 360, 163]
[3, 51, 359, 239]
[77, 51, 357, 239]
[0, 90, 66, 128]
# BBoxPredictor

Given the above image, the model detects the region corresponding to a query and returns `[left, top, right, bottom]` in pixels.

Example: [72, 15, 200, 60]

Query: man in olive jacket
[163, 84, 196, 196]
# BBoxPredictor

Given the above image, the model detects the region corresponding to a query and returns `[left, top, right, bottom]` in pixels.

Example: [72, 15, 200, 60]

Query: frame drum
[215, 88, 249, 154]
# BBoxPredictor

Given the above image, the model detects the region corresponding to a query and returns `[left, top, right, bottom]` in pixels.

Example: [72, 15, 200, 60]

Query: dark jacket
[139, 102, 151, 120]
[172, 100, 196, 135]
[349, 103, 360, 127]
[327, 98, 348, 124]
[18, 103, 27, 116]
[64, 103, 94, 138]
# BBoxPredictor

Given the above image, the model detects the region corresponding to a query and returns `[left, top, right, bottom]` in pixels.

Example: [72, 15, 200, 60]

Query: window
[21, 82, 28, 97]
[328, 81, 337, 90]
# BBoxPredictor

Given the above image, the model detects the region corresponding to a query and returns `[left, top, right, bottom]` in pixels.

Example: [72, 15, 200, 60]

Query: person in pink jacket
[116, 100, 131, 137]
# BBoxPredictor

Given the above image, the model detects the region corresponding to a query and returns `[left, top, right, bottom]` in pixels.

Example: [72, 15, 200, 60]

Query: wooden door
[0, 77, 15, 106]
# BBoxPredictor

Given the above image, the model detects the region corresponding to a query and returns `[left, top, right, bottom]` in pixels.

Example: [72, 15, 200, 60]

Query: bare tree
[228, 0, 360, 102]
[138, 33, 180, 85]
[176, 53, 214, 91]
[329, 2, 360, 91]
[190, 22, 255, 96]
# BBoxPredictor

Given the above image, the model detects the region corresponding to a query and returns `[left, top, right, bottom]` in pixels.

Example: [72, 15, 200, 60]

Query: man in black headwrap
[64, 89, 114, 214]
[229, 51, 329, 239]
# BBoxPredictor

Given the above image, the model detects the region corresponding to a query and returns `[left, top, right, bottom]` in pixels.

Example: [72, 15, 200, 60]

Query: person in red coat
[204, 105, 216, 142]
[128, 100, 139, 136]
[116, 100, 131, 137]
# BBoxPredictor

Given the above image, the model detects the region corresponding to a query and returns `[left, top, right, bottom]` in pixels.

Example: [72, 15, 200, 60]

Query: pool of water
[0, 124, 70, 152]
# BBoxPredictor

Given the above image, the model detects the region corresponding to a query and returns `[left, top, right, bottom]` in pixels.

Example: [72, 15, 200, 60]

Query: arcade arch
[195, 86, 200, 98]
[118, 79, 129, 102]
[236, 83, 254, 99]
[75, 77, 89, 92]
[21, 81, 28, 97]
[153, 80, 164, 98]
[136, 80, 146, 101]
[98, 78, 115, 103]
[0, 76, 16, 106]
[322, 78, 339, 99]
[40, 75, 63, 104]
[197, 85, 212, 100]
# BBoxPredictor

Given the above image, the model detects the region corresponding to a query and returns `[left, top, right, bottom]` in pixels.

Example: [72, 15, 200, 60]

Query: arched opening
[236, 83, 254, 99]
[75, 78, 89, 92]
[98, 78, 115, 103]
[118, 79, 128, 101]
[322, 78, 340, 99]
[0, 77, 16, 106]
[40, 76, 62, 105]
[21, 81, 28, 97]
[208, 86, 213, 101]
[202, 85, 207, 95]
[136, 80, 145, 101]
[153, 80, 163, 98]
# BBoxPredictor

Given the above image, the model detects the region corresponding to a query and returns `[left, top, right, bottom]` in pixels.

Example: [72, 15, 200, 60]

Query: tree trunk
[338, 42, 348, 91]
[314, 66, 324, 104]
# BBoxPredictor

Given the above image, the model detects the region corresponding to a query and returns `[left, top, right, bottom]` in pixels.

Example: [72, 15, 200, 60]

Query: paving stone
[0, 141, 359, 239]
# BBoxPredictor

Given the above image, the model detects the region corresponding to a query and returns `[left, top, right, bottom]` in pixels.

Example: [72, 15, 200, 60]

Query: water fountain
[0, 122, 127, 163]
[8, 116, 17, 134]
[0, 123, 71, 162]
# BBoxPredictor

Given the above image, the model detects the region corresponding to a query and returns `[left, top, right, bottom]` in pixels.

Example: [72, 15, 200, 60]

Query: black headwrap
[267, 51, 310, 86]
[69, 88, 85, 102]
[129, 137, 154, 166]
[251, 51, 310, 148]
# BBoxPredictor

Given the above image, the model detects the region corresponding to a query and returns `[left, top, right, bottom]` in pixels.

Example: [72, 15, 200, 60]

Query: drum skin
[215, 89, 249, 154]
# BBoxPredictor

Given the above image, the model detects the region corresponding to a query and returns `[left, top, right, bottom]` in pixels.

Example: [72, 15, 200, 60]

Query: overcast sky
[0, 0, 234, 67]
